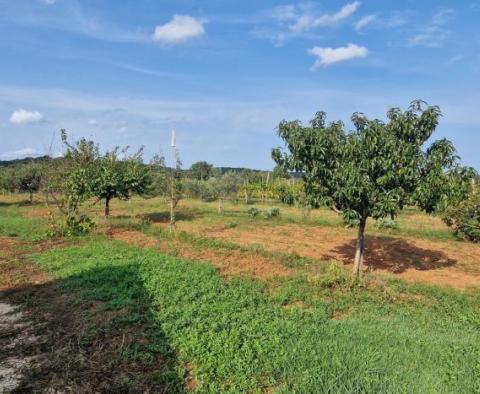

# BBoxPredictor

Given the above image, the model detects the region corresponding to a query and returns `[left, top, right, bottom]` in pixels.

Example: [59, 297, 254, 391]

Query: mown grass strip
[35, 239, 480, 393]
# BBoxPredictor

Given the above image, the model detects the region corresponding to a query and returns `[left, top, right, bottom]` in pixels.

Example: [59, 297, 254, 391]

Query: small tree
[273, 100, 454, 277]
[443, 182, 480, 242]
[272, 164, 291, 180]
[168, 150, 184, 226]
[189, 161, 214, 180]
[44, 130, 99, 235]
[214, 172, 242, 214]
[0, 167, 16, 194]
[91, 147, 151, 217]
[15, 163, 42, 203]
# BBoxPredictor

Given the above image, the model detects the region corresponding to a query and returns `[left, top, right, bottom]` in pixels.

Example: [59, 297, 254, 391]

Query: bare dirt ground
[108, 229, 292, 279]
[172, 222, 480, 289]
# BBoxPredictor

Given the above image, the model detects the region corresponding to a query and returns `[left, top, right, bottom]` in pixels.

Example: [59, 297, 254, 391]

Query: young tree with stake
[272, 100, 455, 278]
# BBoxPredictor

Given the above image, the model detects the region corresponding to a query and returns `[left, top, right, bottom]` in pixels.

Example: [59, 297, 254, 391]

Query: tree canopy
[272, 100, 456, 276]
[90, 147, 151, 216]
[189, 161, 214, 181]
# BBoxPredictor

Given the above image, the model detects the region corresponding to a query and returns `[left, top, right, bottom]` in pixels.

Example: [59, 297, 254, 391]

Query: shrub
[47, 211, 95, 238]
[443, 190, 480, 242]
[225, 222, 238, 229]
[247, 206, 261, 217]
[263, 207, 280, 218]
[247, 206, 280, 219]
[310, 262, 350, 289]
[375, 217, 399, 230]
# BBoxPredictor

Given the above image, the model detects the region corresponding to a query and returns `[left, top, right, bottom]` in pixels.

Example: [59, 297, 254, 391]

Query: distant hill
[0, 155, 52, 167]
[215, 167, 265, 174]
[0, 157, 294, 177]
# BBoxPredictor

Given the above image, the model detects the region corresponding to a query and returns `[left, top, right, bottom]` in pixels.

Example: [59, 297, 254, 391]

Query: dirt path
[0, 301, 43, 393]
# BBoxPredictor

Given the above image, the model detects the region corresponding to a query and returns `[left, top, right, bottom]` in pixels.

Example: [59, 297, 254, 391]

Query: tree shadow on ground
[327, 235, 456, 274]
[0, 200, 42, 208]
[144, 211, 196, 223]
[1, 265, 186, 393]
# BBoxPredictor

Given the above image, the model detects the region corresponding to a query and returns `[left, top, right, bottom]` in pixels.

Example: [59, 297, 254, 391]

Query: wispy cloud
[289, 1, 360, 32]
[9, 109, 44, 124]
[262, 2, 361, 45]
[308, 43, 368, 69]
[355, 14, 376, 30]
[447, 54, 463, 65]
[116, 63, 182, 78]
[408, 8, 453, 47]
[1, 0, 149, 44]
[153, 15, 207, 45]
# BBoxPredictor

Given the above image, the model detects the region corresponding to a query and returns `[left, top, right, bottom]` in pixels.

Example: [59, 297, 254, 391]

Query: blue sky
[0, 0, 479, 169]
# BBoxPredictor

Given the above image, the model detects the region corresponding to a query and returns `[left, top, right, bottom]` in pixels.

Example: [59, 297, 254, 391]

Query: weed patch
[34, 240, 480, 393]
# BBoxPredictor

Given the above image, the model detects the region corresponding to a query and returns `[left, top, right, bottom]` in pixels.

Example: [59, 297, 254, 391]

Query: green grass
[0, 204, 48, 241]
[35, 239, 480, 393]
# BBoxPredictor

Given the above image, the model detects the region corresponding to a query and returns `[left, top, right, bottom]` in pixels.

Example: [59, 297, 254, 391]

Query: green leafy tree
[43, 130, 99, 235]
[273, 100, 454, 277]
[414, 165, 478, 214]
[91, 147, 151, 217]
[443, 181, 480, 242]
[214, 172, 242, 214]
[272, 164, 291, 180]
[0, 167, 16, 194]
[14, 163, 42, 203]
[189, 161, 214, 180]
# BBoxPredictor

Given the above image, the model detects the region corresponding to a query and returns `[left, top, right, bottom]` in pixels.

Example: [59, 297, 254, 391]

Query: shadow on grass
[1, 265, 186, 393]
[329, 235, 456, 274]
[144, 211, 196, 223]
[0, 200, 40, 208]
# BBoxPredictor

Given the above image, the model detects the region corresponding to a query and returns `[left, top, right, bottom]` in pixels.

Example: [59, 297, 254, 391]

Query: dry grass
[3, 194, 480, 289]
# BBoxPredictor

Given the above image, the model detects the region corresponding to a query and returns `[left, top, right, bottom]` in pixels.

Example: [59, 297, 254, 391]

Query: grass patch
[35, 239, 480, 393]
[0, 205, 48, 241]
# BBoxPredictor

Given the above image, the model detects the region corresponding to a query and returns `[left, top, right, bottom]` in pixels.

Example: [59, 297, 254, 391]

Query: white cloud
[0, 147, 38, 160]
[308, 43, 368, 69]
[153, 15, 206, 44]
[355, 14, 376, 30]
[88, 119, 98, 126]
[289, 1, 361, 32]
[42, 0, 57, 5]
[9, 109, 44, 124]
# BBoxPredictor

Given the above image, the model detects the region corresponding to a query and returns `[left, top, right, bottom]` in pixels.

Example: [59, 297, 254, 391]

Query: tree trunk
[352, 217, 367, 277]
[170, 198, 175, 227]
[218, 198, 224, 215]
[104, 197, 111, 217]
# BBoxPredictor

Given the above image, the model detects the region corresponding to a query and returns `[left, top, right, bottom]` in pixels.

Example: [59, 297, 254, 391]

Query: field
[1, 194, 480, 392]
